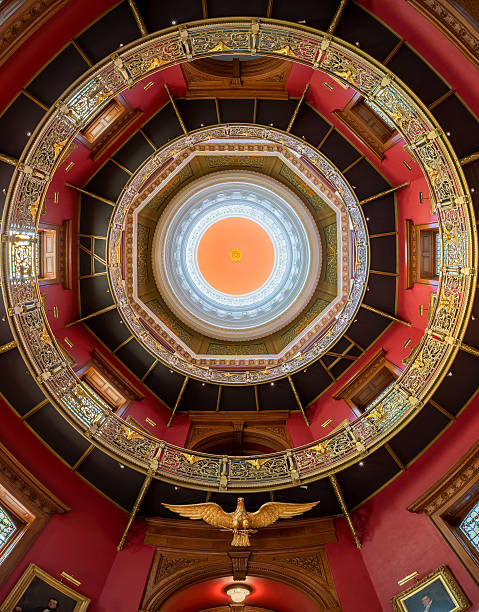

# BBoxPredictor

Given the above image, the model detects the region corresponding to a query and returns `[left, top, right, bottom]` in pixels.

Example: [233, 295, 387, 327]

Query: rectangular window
[333, 92, 402, 159]
[38, 228, 56, 281]
[81, 366, 128, 412]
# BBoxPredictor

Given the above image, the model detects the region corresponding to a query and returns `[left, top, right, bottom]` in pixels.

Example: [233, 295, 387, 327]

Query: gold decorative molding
[406, 0, 479, 69]
[0, 0, 70, 68]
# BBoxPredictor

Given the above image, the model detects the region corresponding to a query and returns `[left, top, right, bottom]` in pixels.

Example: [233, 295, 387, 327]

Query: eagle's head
[237, 497, 245, 505]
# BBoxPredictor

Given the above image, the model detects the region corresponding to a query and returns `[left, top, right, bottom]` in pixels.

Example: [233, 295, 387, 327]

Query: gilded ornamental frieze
[0, 19, 476, 491]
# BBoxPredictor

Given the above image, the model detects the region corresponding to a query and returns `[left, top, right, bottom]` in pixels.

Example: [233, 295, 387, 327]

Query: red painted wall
[355, 394, 479, 608]
[326, 517, 382, 611]
[0, 399, 127, 610]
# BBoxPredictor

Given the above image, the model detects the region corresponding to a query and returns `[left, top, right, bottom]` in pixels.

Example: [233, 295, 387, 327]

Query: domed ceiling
[111, 126, 365, 381]
[0, 0, 477, 517]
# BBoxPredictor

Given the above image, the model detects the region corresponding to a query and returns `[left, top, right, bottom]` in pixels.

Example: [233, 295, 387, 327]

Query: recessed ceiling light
[26, 131, 31, 136]
[225, 584, 252, 604]
[171, 20, 177, 25]
[359, 461, 364, 467]
[270, 382, 275, 386]
[119, 43, 124, 47]
[119, 464, 125, 469]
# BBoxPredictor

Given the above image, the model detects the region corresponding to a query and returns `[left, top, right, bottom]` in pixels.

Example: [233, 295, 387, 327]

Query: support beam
[319, 358, 336, 382]
[342, 155, 364, 175]
[71, 39, 93, 67]
[202, 0, 208, 19]
[0, 152, 19, 167]
[109, 157, 132, 175]
[21, 398, 48, 421]
[0, 340, 16, 354]
[329, 474, 361, 549]
[79, 243, 107, 266]
[344, 334, 364, 352]
[460, 151, 479, 166]
[266, 0, 274, 17]
[253, 98, 258, 124]
[113, 335, 134, 353]
[324, 350, 359, 361]
[317, 125, 334, 150]
[358, 182, 410, 206]
[21, 89, 48, 111]
[384, 442, 405, 471]
[79, 271, 107, 280]
[383, 39, 404, 66]
[167, 376, 189, 427]
[164, 83, 187, 134]
[369, 270, 399, 277]
[460, 342, 479, 358]
[254, 384, 260, 412]
[65, 304, 117, 328]
[428, 88, 454, 111]
[65, 183, 115, 206]
[369, 231, 397, 238]
[141, 359, 158, 382]
[215, 385, 222, 412]
[71, 444, 94, 471]
[127, 0, 148, 37]
[286, 83, 310, 133]
[287, 375, 310, 426]
[215, 98, 221, 124]
[361, 303, 411, 327]
[117, 473, 153, 550]
[139, 128, 157, 151]
[429, 399, 455, 421]
[327, 0, 349, 35]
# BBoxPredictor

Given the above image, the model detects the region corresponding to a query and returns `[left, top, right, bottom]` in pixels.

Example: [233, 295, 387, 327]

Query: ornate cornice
[406, 0, 479, 69]
[0, 440, 69, 515]
[0, 0, 70, 68]
[408, 440, 479, 515]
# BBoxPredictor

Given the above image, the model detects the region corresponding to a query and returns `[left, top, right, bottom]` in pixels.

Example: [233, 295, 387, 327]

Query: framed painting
[0, 564, 90, 612]
[391, 565, 470, 612]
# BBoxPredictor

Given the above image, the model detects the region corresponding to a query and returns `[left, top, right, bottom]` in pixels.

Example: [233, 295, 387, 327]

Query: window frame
[409, 441, 479, 585]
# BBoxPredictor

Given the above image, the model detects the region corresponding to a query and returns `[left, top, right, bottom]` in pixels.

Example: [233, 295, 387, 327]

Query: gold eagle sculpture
[163, 497, 319, 546]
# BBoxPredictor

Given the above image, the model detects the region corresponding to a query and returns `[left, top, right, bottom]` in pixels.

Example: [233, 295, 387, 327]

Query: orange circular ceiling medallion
[197, 217, 275, 295]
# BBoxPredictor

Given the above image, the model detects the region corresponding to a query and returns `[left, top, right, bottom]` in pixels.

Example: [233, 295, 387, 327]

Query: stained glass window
[0, 505, 16, 548]
[460, 501, 479, 551]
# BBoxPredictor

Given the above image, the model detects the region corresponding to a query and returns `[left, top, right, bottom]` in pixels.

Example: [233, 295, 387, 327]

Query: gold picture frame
[391, 565, 470, 612]
[0, 564, 90, 611]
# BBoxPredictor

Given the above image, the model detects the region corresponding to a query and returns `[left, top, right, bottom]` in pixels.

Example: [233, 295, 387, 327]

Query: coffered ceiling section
[109, 126, 368, 383]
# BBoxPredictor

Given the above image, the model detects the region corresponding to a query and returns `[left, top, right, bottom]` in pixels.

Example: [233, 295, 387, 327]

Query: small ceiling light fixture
[359, 461, 364, 467]
[225, 584, 252, 604]
[171, 20, 177, 25]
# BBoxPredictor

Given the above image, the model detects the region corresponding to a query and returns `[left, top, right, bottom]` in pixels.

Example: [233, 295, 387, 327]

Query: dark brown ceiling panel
[388, 402, 451, 467]
[27, 403, 92, 467]
[0, 350, 45, 416]
[334, 2, 401, 62]
[75, 1, 141, 64]
[272, 0, 341, 32]
[0, 94, 45, 158]
[84, 160, 130, 202]
[336, 445, 400, 508]
[26, 43, 90, 107]
[386, 43, 450, 107]
[431, 350, 479, 415]
[77, 447, 145, 510]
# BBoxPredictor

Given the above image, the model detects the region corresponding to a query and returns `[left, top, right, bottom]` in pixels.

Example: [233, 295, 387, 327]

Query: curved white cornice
[152, 171, 321, 340]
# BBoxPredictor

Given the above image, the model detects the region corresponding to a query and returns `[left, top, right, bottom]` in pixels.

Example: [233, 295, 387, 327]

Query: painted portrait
[391, 566, 470, 612]
[0, 565, 90, 612]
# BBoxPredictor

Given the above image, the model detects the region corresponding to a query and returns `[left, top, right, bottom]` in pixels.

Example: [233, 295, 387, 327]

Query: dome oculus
[152, 172, 321, 340]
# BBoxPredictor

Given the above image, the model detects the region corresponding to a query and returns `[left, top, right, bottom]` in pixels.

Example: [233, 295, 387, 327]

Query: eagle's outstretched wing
[248, 501, 319, 528]
[162, 502, 233, 530]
